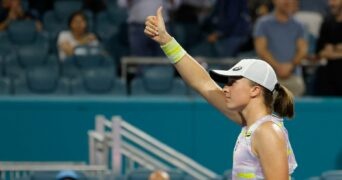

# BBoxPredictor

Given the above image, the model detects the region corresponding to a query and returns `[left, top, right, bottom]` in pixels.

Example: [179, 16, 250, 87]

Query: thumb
[156, 6, 165, 26]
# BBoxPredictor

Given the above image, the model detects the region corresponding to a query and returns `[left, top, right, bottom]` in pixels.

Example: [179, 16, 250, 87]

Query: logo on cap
[232, 66, 242, 71]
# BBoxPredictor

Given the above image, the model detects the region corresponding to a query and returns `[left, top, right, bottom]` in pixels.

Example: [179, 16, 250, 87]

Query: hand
[207, 32, 219, 43]
[85, 34, 97, 43]
[336, 43, 342, 51]
[275, 63, 293, 79]
[320, 44, 335, 59]
[144, 6, 172, 45]
[60, 41, 74, 56]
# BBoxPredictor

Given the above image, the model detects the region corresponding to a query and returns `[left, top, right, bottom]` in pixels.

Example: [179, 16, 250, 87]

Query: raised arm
[144, 7, 242, 124]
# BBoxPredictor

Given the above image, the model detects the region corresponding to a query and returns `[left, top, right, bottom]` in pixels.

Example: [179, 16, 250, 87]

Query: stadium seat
[61, 46, 115, 79]
[5, 49, 58, 80]
[0, 77, 11, 95]
[131, 66, 188, 96]
[13, 67, 68, 95]
[70, 67, 126, 95]
[7, 20, 49, 48]
[17, 44, 49, 68]
[95, 6, 128, 60]
[95, 6, 127, 42]
[73, 45, 113, 69]
[54, 1, 83, 22]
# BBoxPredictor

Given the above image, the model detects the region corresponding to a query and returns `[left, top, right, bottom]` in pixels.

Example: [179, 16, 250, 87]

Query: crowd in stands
[0, 0, 341, 97]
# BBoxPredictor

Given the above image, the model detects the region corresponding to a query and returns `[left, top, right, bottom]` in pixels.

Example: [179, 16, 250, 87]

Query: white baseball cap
[209, 59, 278, 91]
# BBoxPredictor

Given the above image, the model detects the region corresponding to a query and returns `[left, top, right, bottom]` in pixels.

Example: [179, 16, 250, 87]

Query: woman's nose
[223, 85, 230, 93]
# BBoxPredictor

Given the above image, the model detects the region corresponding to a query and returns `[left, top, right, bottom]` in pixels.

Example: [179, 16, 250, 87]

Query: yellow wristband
[160, 38, 186, 64]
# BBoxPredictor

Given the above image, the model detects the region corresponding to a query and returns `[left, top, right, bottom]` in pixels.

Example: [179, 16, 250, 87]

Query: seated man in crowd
[254, 0, 308, 96]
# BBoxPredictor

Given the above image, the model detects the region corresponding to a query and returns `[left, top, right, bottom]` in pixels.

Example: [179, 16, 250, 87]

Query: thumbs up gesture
[144, 7, 172, 45]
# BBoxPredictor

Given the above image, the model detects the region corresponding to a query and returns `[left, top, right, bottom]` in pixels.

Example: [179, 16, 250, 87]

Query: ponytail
[273, 83, 294, 119]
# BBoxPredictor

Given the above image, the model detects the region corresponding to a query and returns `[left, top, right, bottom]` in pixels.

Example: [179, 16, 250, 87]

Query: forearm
[331, 51, 342, 59]
[256, 49, 279, 68]
[174, 54, 213, 91]
[292, 50, 307, 65]
[160, 36, 214, 92]
[292, 39, 308, 65]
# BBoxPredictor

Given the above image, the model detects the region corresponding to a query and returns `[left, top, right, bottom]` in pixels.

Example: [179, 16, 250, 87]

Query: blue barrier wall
[0, 96, 341, 179]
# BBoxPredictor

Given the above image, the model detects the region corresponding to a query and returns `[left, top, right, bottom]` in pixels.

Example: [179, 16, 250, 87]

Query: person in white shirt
[57, 11, 99, 61]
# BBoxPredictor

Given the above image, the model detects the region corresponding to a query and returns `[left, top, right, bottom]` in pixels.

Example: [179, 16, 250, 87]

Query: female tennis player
[144, 7, 297, 180]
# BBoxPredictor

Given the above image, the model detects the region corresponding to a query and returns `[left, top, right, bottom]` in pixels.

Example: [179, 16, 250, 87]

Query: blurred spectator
[83, 0, 107, 14]
[118, 0, 180, 56]
[197, 0, 252, 57]
[248, 0, 273, 23]
[314, 0, 342, 96]
[56, 170, 79, 180]
[254, 0, 308, 96]
[0, 0, 42, 31]
[27, 0, 53, 18]
[148, 170, 170, 180]
[300, 0, 329, 16]
[57, 11, 99, 61]
[172, 0, 214, 24]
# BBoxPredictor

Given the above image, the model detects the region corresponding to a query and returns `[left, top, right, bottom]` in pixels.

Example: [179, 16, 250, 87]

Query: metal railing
[120, 56, 238, 82]
[88, 115, 221, 179]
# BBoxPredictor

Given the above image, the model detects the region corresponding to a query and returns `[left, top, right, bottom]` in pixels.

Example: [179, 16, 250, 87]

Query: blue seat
[54, 1, 83, 22]
[131, 66, 188, 96]
[0, 77, 11, 95]
[70, 67, 126, 95]
[61, 46, 115, 79]
[13, 67, 68, 95]
[321, 170, 342, 180]
[8, 20, 36, 45]
[5, 49, 58, 80]
[17, 44, 49, 68]
[7, 20, 49, 48]
[73, 45, 113, 68]
[95, 7, 128, 59]
[95, 7, 127, 42]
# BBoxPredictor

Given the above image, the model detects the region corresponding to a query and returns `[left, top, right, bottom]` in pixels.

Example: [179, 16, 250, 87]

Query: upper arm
[174, 55, 243, 125]
[253, 122, 289, 180]
[57, 31, 69, 47]
[296, 38, 308, 52]
[254, 36, 268, 53]
[253, 18, 269, 54]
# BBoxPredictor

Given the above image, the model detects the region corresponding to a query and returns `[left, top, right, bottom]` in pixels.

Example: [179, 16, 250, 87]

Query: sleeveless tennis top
[232, 115, 297, 179]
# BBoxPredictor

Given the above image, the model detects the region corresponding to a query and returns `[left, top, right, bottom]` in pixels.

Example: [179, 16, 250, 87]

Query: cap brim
[209, 69, 242, 84]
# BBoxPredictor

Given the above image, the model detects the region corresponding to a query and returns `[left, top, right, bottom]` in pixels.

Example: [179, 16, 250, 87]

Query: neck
[274, 9, 290, 23]
[240, 101, 270, 128]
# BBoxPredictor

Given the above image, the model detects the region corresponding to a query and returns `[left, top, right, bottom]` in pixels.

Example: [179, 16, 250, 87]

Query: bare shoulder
[253, 121, 286, 150]
[253, 121, 286, 145]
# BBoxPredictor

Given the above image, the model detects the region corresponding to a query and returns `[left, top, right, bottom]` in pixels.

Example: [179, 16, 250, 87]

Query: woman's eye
[227, 79, 236, 86]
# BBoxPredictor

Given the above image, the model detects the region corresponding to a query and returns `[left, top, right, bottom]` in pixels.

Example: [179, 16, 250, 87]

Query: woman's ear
[250, 85, 262, 98]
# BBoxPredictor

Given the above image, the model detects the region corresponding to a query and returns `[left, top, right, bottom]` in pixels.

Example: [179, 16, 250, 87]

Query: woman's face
[222, 77, 254, 111]
[70, 14, 87, 35]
